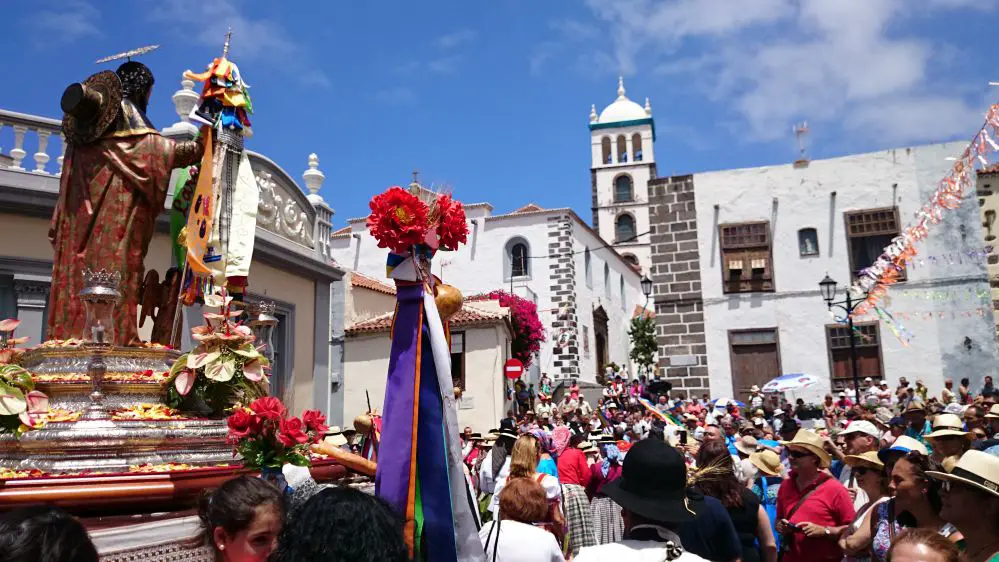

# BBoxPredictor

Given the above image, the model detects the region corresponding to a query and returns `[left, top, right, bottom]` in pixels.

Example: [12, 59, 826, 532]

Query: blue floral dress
[752, 475, 782, 550]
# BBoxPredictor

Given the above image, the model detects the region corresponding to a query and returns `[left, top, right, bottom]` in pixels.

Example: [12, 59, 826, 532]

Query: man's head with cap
[840, 420, 882, 455]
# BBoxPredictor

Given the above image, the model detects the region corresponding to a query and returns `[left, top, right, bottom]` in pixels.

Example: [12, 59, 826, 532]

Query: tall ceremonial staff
[365, 185, 483, 561]
[170, 29, 259, 345]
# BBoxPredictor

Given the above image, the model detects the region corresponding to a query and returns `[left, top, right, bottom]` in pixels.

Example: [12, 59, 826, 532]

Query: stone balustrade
[0, 109, 65, 175]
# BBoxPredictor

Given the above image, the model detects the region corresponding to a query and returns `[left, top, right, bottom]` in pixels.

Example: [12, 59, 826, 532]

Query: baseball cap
[840, 420, 882, 439]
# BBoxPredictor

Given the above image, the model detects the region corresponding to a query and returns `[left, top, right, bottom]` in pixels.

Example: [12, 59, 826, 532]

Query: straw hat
[578, 441, 598, 455]
[985, 404, 999, 420]
[749, 449, 784, 477]
[902, 401, 926, 415]
[780, 429, 832, 468]
[927, 450, 999, 498]
[323, 426, 348, 447]
[735, 436, 759, 457]
[925, 413, 971, 440]
[844, 451, 884, 471]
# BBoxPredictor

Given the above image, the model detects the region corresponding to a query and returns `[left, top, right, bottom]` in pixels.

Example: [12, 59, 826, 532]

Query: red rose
[366, 186, 429, 254]
[249, 396, 286, 421]
[227, 409, 256, 439]
[278, 417, 309, 447]
[301, 409, 329, 435]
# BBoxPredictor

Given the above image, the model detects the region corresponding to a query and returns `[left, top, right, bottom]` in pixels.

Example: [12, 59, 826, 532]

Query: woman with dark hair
[960, 378, 972, 405]
[694, 440, 776, 562]
[0, 505, 98, 562]
[884, 452, 963, 555]
[197, 475, 284, 562]
[480, 477, 566, 561]
[838, 452, 891, 562]
[271, 486, 408, 562]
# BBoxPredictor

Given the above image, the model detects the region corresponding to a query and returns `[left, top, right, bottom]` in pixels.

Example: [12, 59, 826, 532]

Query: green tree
[628, 315, 657, 377]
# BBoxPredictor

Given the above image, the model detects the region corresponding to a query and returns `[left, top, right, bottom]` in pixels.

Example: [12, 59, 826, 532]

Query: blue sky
[3, 0, 998, 227]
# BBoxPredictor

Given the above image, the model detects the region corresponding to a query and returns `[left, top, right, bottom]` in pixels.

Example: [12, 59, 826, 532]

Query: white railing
[0, 109, 65, 175]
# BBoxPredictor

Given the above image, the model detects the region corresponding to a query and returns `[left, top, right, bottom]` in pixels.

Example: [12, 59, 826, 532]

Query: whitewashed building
[329, 185, 647, 384]
[649, 143, 999, 403]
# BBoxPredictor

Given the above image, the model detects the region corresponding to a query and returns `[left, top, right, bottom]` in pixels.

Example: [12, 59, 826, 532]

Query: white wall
[343, 322, 510, 433]
[572, 221, 646, 382]
[694, 143, 998, 402]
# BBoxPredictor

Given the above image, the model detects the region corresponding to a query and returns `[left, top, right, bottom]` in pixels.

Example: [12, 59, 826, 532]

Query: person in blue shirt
[721, 418, 740, 456]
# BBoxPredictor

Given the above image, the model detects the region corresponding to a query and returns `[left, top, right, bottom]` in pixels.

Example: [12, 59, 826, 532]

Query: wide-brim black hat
[600, 439, 695, 524]
[61, 70, 122, 145]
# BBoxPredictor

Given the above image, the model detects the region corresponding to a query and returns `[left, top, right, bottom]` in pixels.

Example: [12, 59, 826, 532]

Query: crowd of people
[5, 374, 999, 562]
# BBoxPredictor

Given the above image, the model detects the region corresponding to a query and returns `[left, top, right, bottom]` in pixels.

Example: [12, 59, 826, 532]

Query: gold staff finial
[222, 27, 232, 58]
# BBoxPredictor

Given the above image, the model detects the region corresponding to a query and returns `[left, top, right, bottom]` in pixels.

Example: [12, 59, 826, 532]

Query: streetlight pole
[820, 274, 862, 406]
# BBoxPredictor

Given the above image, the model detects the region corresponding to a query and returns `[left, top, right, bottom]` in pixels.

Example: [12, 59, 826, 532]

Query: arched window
[798, 228, 819, 257]
[505, 238, 530, 279]
[601, 137, 612, 165]
[616, 135, 628, 163]
[584, 247, 593, 288]
[614, 174, 633, 203]
[604, 263, 611, 298]
[622, 253, 640, 270]
[632, 133, 644, 162]
[615, 214, 636, 243]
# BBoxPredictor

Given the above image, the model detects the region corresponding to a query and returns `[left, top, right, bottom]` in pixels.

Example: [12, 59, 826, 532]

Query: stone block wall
[648, 175, 709, 397]
[548, 214, 580, 380]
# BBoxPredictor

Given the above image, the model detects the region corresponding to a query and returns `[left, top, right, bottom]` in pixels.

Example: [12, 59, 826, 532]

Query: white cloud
[147, 0, 330, 87]
[437, 29, 476, 49]
[24, 0, 100, 47]
[584, 0, 989, 147]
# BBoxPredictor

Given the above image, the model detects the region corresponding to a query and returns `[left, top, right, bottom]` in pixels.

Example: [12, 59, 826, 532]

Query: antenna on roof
[794, 121, 810, 167]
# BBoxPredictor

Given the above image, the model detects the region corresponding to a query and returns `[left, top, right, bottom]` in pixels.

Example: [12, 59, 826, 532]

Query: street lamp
[818, 274, 862, 405]
[640, 274, 653, 303]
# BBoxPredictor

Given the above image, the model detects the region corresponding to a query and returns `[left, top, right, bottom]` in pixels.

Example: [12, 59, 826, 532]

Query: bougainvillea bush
[485, 291, 545, 368]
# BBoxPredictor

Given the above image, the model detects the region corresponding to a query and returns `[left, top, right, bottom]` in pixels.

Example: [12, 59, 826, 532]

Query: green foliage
[628, 315, 657, 377]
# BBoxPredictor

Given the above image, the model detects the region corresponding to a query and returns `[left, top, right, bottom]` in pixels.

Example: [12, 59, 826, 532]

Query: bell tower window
[601, 137, 612, 165]
[616, 135, 628, 163]
[614, 175, 634, 203]
[632, 133, 643, 162]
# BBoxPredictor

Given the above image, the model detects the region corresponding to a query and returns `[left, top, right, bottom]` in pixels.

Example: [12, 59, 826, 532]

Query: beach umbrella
[712, 397, 746, 408]
[761, 373, 822, 393]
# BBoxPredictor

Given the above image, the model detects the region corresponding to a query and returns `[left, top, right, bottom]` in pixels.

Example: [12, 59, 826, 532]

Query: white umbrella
[761, 373, 822, 393]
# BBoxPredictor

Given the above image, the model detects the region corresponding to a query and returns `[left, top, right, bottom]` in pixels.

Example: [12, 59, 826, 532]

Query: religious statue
[48, 58, 203, 345]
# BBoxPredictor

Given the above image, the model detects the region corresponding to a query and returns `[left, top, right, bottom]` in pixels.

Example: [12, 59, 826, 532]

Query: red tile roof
[512, 203, 545, 214]
[331, 225, 352, 236]
[350, 272, 396, 295]
[346, 303, 509, 335]
[980, 163, 999, 176]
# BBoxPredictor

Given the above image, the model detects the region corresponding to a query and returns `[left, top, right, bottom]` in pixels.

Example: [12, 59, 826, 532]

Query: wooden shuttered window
[719, 222, 774, 293]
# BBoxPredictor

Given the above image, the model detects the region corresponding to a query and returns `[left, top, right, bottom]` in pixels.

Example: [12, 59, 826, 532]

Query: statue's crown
[82, 268, 122, 289]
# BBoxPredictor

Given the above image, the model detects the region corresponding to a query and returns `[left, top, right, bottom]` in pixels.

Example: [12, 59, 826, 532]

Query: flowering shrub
[486, 291, 545, 368]
[0, 318, 46, 436]
[366, 186, 468, 254]
[227, 397, 328, 469]
[165, 293, 269, 415]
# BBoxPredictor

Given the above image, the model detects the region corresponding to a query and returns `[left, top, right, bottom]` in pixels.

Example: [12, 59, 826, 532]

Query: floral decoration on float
[165, 292, 270, 415]
[0, 318, 48, 436]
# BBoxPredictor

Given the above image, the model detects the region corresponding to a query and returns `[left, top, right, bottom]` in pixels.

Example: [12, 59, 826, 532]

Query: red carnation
[227, 408, 257, 439]
[249, 396, 286, 421]
[301, 409, 329, 435]
[435, 193, 469, 251]
[367, 187, 429, 254]
[277, 416, 310, 447]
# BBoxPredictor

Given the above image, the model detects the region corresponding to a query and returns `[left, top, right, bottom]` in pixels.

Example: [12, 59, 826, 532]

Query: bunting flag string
[873, 305, 915, 347]
[849, 103, 999, 317]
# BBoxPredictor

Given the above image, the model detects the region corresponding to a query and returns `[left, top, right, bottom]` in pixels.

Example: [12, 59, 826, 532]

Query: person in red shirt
[556, 432, 595, 555]
[776, 429, 855, 562]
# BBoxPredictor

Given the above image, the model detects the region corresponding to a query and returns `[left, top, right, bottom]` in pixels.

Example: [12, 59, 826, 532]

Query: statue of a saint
[48, 62, 203, 345]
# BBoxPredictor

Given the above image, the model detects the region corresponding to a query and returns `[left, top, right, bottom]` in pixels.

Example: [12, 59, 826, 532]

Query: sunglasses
[853, 466, 873, 476]
[788, 450, 814, 459]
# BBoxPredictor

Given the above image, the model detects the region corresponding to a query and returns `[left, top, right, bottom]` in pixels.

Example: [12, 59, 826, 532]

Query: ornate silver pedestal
[0, 347, 235, 473]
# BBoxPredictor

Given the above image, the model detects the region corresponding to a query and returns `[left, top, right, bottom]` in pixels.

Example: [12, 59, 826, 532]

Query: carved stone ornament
[255, 170, 315, 248]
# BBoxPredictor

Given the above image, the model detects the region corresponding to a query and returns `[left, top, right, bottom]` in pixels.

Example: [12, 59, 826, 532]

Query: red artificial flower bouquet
[227, 397, 329, 469]
[366, 186, 468, 254]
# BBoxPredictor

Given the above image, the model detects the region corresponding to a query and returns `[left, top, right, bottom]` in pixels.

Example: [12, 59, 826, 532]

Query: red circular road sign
[504, 358, 524, 379]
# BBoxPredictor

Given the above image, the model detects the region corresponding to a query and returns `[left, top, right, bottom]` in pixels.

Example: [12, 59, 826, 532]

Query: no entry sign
[504, 358, 524, 379]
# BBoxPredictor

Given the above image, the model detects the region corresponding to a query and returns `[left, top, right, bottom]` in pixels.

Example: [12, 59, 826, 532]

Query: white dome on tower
[596, 76, 650, 124]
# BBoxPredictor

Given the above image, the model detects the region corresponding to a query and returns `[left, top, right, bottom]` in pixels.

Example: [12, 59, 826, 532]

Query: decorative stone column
[13, 276, 50, 345]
